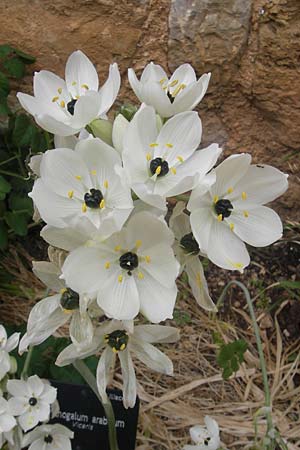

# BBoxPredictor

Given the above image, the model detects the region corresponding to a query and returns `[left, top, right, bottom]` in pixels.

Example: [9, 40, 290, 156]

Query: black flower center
[29, 397, 37, 406]
[84, 189, 104, 209]
[104, 330, 129, 352]
[119, 252, 138, 275]
[67, 98, 77, 115]
[180, 232, 200, 255]
[167, 90, 175, 104]
[204, 437, 211, 446]
[150, 157, 169, 177]
[214, 199, 233, 220]
[60, 288, 80, 310]
[44, 435, 53, 444]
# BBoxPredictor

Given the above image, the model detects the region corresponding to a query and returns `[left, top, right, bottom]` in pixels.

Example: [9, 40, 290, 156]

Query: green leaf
[13, 48, 36, 64]
[0, 175, 11, 194]
[12, 114, 33, 147]
[8, 193, 33, 215]
[4, 211, 28, 236]
[3, 57, 25, 79]
[278, 280, 300, 290]
[0, 71, 10, 97]
[0, 44, 13, 59]
[0, 222, 8, 249]
[217, 339, 248, 380]
[0, 96, 11, 116]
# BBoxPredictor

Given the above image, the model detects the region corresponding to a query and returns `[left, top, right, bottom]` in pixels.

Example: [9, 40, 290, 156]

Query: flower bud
[88, 119, 113, 145]
[9, 356, 18, 374]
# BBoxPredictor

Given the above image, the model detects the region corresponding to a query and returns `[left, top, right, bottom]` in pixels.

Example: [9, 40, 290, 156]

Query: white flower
[56, 320, 179, 408]
[169, 202, 216, 311]
[183, 416, 220, 450]
[17, 50, 120, 136]
[0, 396, 17, 442]
[29, 137, 133, 232]
[19, 260, 94, 354]
[188, 154, 288, 272]
[22, 424, 74, 450]
[112, 114, 129, 154]
[123, 105, 221, 209]
[7, 375, 57, 432]
[62, 211, 180, 322]
[128, 62, 210, 117]
[0, 325, 20, 380]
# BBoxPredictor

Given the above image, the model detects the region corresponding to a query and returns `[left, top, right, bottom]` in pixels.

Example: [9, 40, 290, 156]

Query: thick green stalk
[73, 360, 120, 450]
[21, 346, 33, 380]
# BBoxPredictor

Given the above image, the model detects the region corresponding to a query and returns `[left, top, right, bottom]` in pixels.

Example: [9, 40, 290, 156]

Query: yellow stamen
[146, 153, 152, 161]
[213, 195, 219, 204]
[60, 100, 65, 108]
[91, 170, 97, 175]
[82, 203, 87, 213]
[114, 245, 121, 252]
[105, 262, 110, 269]
[135, 240, 142, 249]
[63, 309, 73, 315]
[169, 79, 178, 87]
[120, 343, 126, 351]
[155, 166, 161, 175]
[72, 81, 77, 86]
[242, 191, 247, 200]
[60, 288, 67, 294]
[68, 190, 74, 198]
[166, 143, 173, 148]
[171, 167, 177, 175]
[177, 155, 184, 163]
[138, 272, 144, 280]
[149, 142, 158, 147]
[230, 223, 234, 231]
[118, 274, 123, 283]
[75, 175, 82, 180]
[75, 95, 80, 99]
[217, 214, 223, 222]
[159, 77, 167, 84]
[58, 88, 62, 94]
[196, 272, 202, 287]
[81, 84, 89, 90]
[243, 210, 249, 218]
[227, 187, 233, 194]
[233, 262, 243, 269]
[172, 83, 186, 97]
[145, 255, 151, 263]
[112, 347, 118, 353]
[104, 180, 109, 189]
[52, 96, 59, 102]
[100, 199, 105, 209]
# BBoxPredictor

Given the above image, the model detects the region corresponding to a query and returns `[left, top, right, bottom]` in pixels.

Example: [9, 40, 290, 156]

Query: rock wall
[0, 0, 299, 218]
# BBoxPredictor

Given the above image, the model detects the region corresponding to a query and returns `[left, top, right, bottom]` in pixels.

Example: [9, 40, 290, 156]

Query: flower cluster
[18, 51, 288, 411]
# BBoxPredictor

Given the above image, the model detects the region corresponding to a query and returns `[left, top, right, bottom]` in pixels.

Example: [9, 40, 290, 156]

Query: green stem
[218, 281, 274, 436]
[0, 169, 25, 179]
[21, 346, 34, 380]
[44, 131, 52, 149]
[0, 155, 19, 167]
[174, 194, 189, 202]
[73, 360, 120, 450]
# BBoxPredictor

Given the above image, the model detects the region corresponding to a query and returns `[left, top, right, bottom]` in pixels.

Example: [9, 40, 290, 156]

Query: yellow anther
[75, 95, 80, 99]
[146, 153, 152, 161]
[233, 262, 243, 269]
[60, 288, 67, 294]
[114, 245, 121, 252]
[82, 203, 87, 213]
[159, 77, 167, 84]
[230, 223, 234, 231]
[112, 347, 118, 353]
[105, 262, 110, 269]
[72, 81, 77, 86]
[227, 187, 233, 194]
[68, 190, 74, 198]
[60, 100, 65, 108]
[213, 195, 219, 204]
[63, 309, 73, 315]
[58, 88, 62, 94]
[169, 79, 178, 87]
[135, 240, 142, 248]
[166, 143, 173, 148]
[243, 210, 249, 218]
[217, 214, 223, 222]
[81, 84, 89, 90]
[172, 83, 186, 97]
[138, 272, 144, 280]
[120, 343, 126, 351]
[196, 272, 202, 288]
[104, 180, 109, 189]
[177, 155, 184, 163]
[75, 175, 82, 180]
[91, 170, 97, 175]
[149, 142, 158, 147]
[52, 96, 59, 102]
[171, 167, 177, 175]
[155, 166, 162, 175]
[100, 199, 105, 209]
[145, 255, 151, 263]
[242, 191, 247, 200]
[118, 274, 123, 283]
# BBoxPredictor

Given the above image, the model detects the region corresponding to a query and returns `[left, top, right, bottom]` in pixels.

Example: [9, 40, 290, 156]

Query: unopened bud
[88, 119, 113, 145]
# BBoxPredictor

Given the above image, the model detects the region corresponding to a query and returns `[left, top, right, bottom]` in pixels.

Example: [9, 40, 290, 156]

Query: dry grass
[1, 244, 300, 450]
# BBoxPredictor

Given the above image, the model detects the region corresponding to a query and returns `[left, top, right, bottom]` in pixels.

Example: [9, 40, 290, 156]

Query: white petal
[169, 64, 197, 90]
[139, 80, 173, 117]
[98, 63, 121, 114]
[140, 62, 168, 84]
[112, 114, 129, 154]
[169, 201, 190, 239]
[29, 154, 43, 177]
[27, 375, 45, 397]
[229, 206, 283, 247]
[127, 68, 142, 100]
[205, 415, 219, 437]
[96, 347, 115, 404]
[7, 379, 30, 397]
[32, 261, 64, 291]
[0, 413, 16, 433]
[0, 351, 10, 380]
[185, 256, 217, 311]
[7, 397, 28, 416]
[65, 50, 99, 96]
[35, 114, 79, 136]
[17, 93, 44, 116]
[134, 325, 179, 344]
[69, 311, 94, 346]
[40, 384, 57, 404]
[190, 207, 214, 253]
[41, 222, 95, 252]
[142, 243, 179, 288]
[72, 91, 102, 128]
[118, 349, 137, 409]
[33, 70, 67, 104]
[171, 73, 211, 114]
[131, 339, 173, 375]
[5, 332, 20, 352]
[54, 134, 78, 149]
[211, 153, 251, 198]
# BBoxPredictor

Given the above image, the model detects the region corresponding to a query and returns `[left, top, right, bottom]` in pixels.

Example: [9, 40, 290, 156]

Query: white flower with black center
[56, 320, 179, 409]
[62, 211, 180, 322]
[19, 259, 94, 354]
[128, 62, 210, 118]
[0, 325, 20, 381]
[123, 105, 222, 209]
[22, 424, 74, 450]
[7, 375, 57, 432]
[170, 202, 216, 312]
[30, 137, 133, 233]
[17, 50, 120, 136]
[188, 154, 288, 272]
[183, 416, 220, 450]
